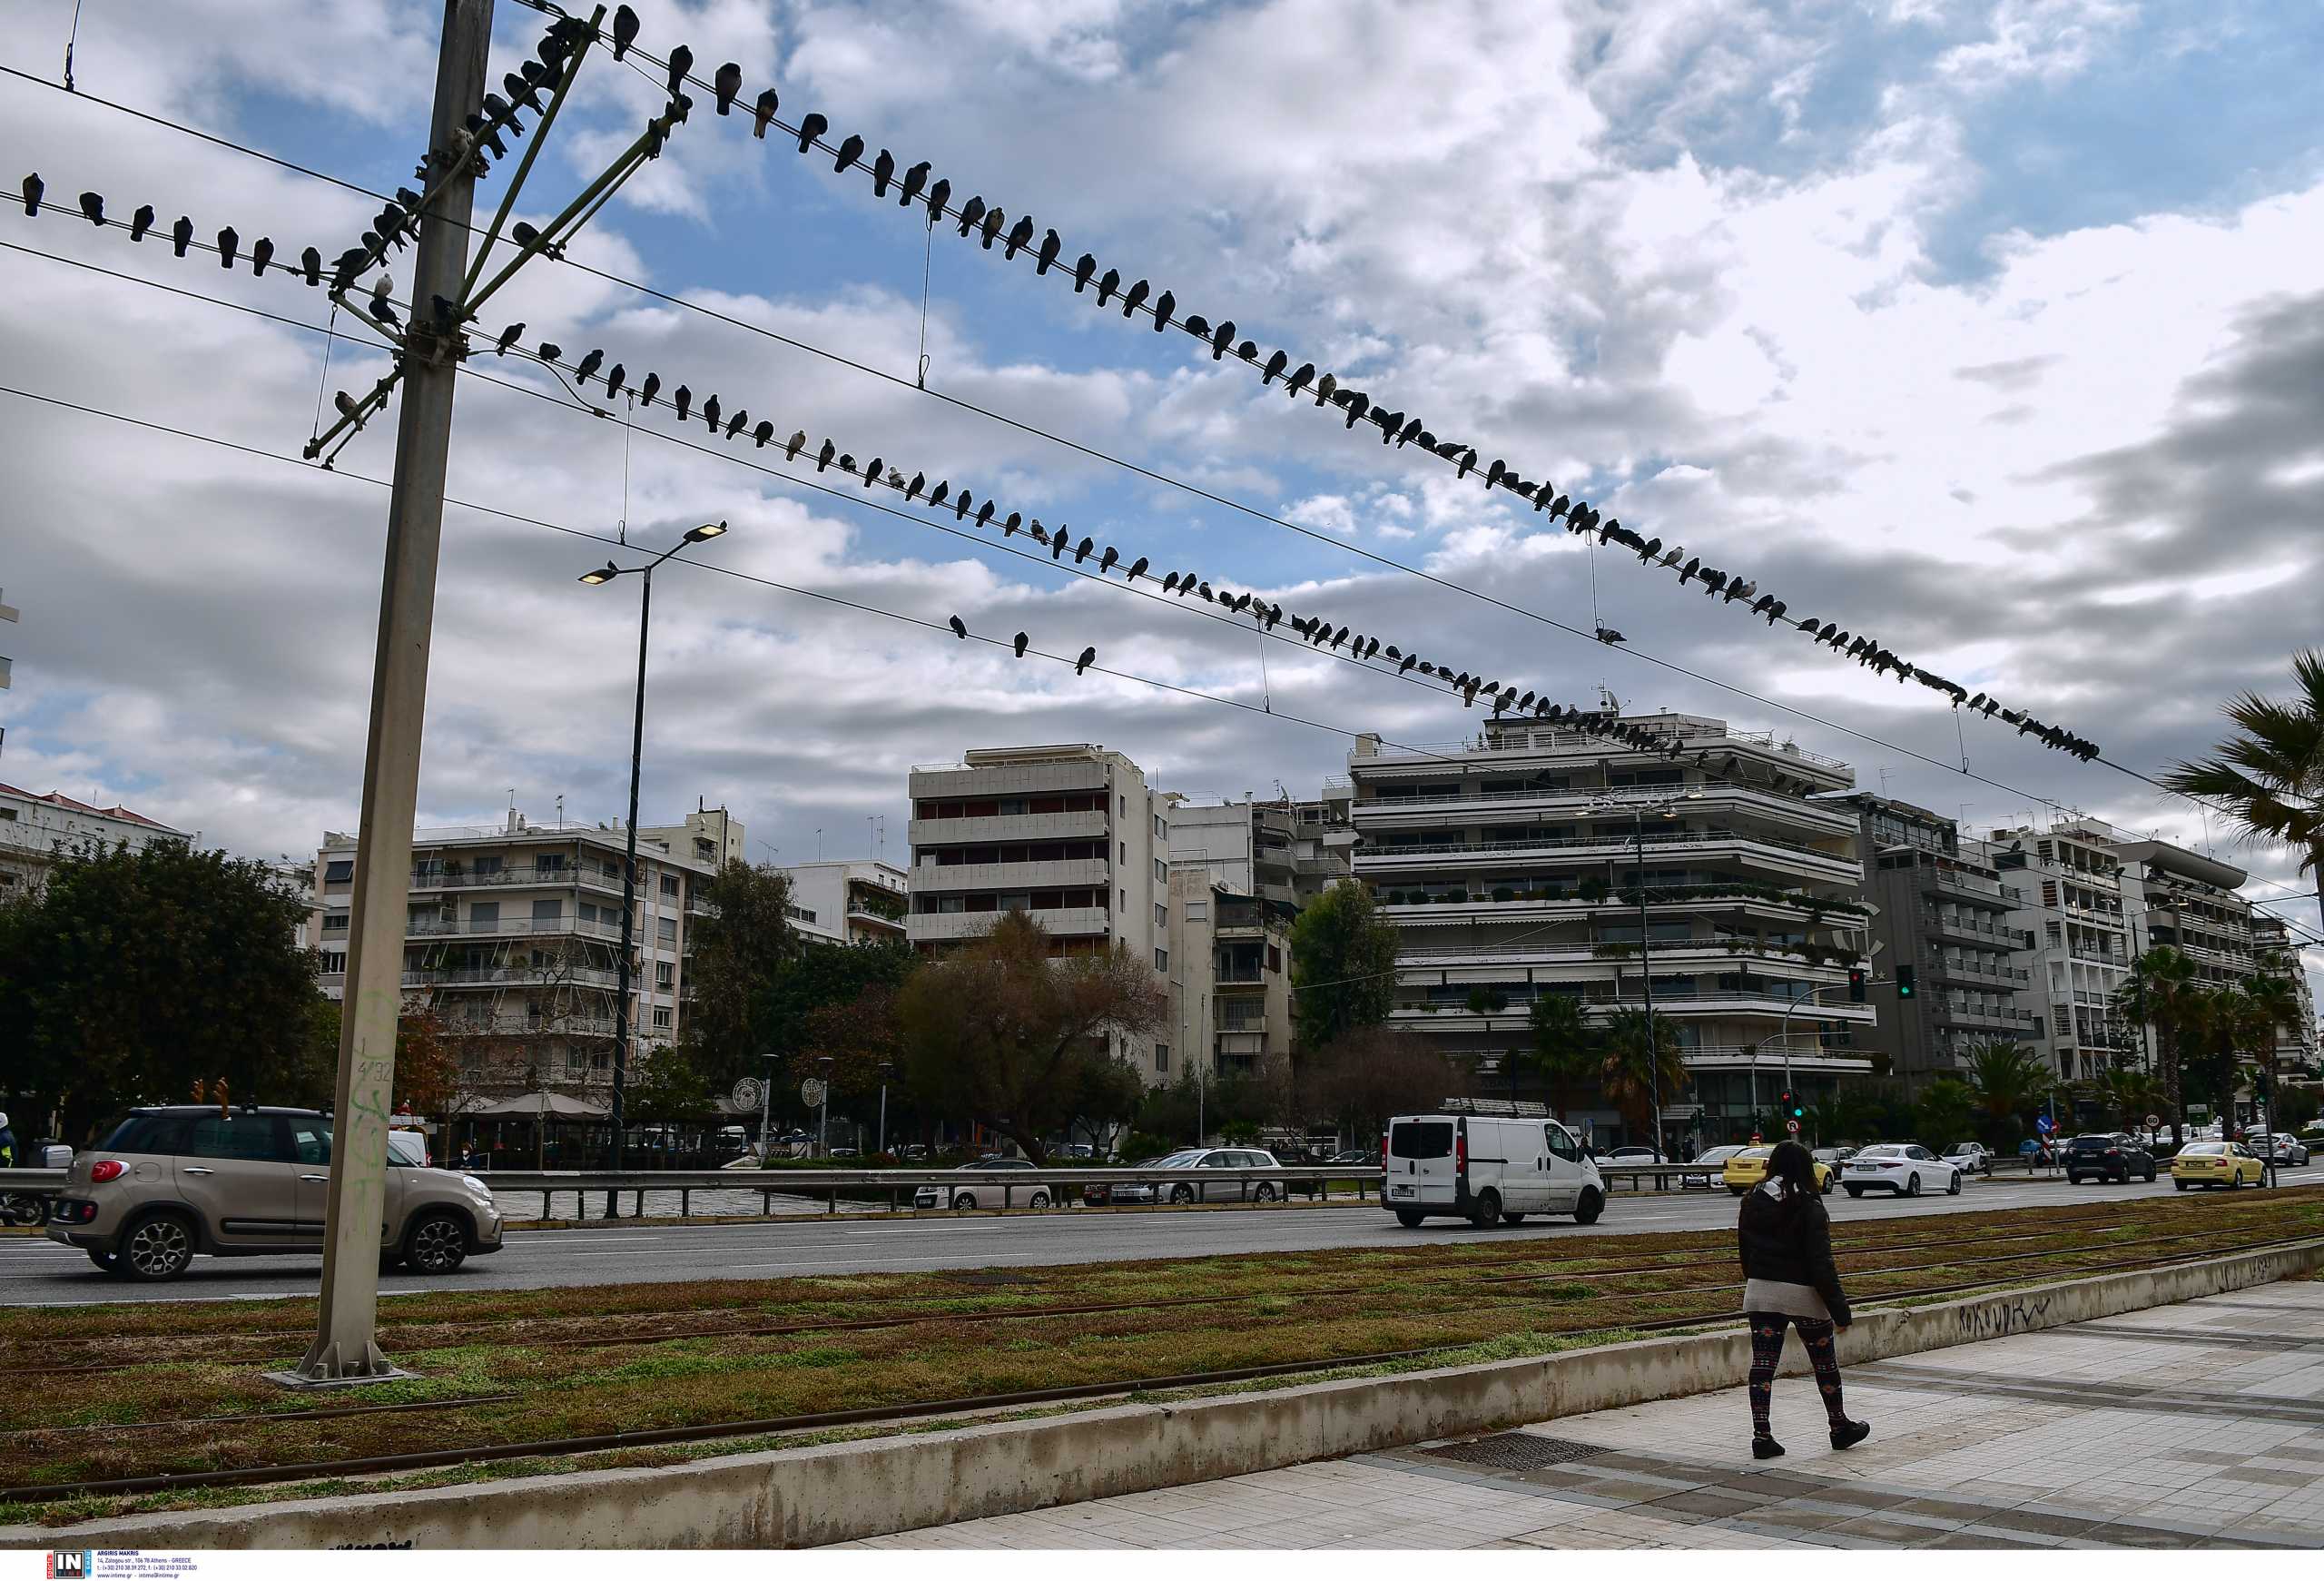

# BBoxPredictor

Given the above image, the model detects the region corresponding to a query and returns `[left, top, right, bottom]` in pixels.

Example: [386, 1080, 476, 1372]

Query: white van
[1380, 1113, 1605, 1228]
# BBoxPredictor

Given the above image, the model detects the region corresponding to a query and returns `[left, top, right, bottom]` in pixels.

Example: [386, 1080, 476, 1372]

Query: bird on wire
[1013, 632, 1029, 657]
[20, 173, 42, 215]
[612, 5, 640, 60]
[949, 616, 967, 640]
[665, 45, 694, 100]
[714, 63, 743, 116]
[76, 191, 103, 226]
[1076, 647, 1097, 676]
[795, 112, 829, 155]
[752, 90, 780, 139]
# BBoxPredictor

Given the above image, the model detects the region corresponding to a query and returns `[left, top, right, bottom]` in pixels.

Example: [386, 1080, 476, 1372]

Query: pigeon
[604, 364, 626, 401]
[129, 203, 157, 242]
[1487, 459, 1507, 491]
[20, 173, 41, 216]
[77, 191, 103, 227]
[949, 616, 967, 640]
[495, 322, 526, 355]
[726, 409, 747, 440]
[1210, 321, 1236, 361]
[1036, 229, 1061, 275]
[1285, 362, 1315, 399]
[1314, 372, 1337, 409]
[925, 178, 950, 219]
[1126, 556, 1148, 582]
[299, 245, 320, 285]
[507, 70, 546, 116]
[1004, 215, 1034, 260]
[612, 5, 640, 60]
[833, 133, 865, 173]
[1097, 267, 1120, 306]
[795, 112, 829, 155]
[1098, 547, 1118, 573]
[1050, 532, 1066, 561]
[1073, 253, 1097, 292]
[714, 63, 742, 115]
[753, 420, 773, 448]
[576, 349, 605, 385]
[860, 452, 879, 483]
[1340, 391, 1370, 430]
[906, 472, 926, 503]
[976, 501, 996, 530]
[1075, 646, 1097, 676]
[785, 430, 807, 460]
[1151, 289, 1175, 329]
[673, 385, 693, 422]
[250, 237, 273, 276]
[1261, 350, 1288, 385]
[752, 89, 780, 139]
[901, 162, 930, 207]
[1678, 557, 1700, 586]
[1075, 537, 1094, 564]
[1184, 313, 1210, 343]
[368, 281, 397, 325]
[956, 195, 986, 238]
[700, 394, 719, 432]
[1456, 449, 1477, 481]
[665, 44, 693, 100]
[637, 371, 663, 407]
[871, 148, 895, 195]
[1399, 655, 1417, 676]
[1163, 573, 1181, 594]
[816, 440, 836, 473]
[953, 489, 972, 520]
[1013, 632, 1029, 657]
[1121, 278, 1149, 319]
[1596, 627, 1626, 645]
[217, 226, 239, 269]
[980, 206, 1005, 249]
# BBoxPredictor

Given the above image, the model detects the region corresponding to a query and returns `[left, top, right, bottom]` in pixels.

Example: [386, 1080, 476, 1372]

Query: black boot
[1829, 1418, 1870, 1450]
[1752, 1434, 1785, 1459]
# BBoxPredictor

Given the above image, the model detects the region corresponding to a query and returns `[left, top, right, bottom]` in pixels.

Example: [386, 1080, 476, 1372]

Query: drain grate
[1418, 1433, 1609, 1471]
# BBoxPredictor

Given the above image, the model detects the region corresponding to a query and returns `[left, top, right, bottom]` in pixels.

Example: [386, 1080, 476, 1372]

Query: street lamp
[578, 519, 727, 1219]
[1590, 787, 1701, 1160]
[816, 1055, 835, 1156]
[877, 1062, 894, 1158]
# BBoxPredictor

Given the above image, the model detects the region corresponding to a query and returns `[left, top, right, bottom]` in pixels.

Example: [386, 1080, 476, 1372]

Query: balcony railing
[1354, 781, 1857, 829]
[409, 916, 625, 940]
[1929, 871, 2021, 904]
[1357, 827, 1858, 870]
[411, 865, 620, 893]
[413, 963, 623, 988]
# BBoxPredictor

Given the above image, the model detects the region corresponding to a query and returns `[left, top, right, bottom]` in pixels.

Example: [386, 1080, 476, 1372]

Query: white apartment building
[0, 781, 188, 894]
[1980, 820, 2135, 1081]
[310, 805, 743, 1101]
[780, 859, 909, 946]
[1348, 711, 1875, 1147]
[2116, 838, 2257, 990]
[2250, 914, 2319, 1076]
[1165, 871, 1296, 1082]
[1165, 790, 1355, 911]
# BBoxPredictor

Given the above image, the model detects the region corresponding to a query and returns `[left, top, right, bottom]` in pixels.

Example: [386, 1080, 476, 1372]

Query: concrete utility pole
[284, 0, 493, 1388]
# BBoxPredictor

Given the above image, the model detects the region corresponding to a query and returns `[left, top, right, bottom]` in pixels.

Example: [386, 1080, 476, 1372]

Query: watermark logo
[46, 1556, 93, 1580]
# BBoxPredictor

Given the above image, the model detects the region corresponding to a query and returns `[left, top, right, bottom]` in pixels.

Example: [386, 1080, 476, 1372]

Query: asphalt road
[4, 1168, 2315, 1307]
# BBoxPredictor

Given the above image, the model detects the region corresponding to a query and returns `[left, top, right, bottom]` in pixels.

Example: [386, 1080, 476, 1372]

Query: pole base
[270, 1336, 417, 1389]
[265, 1363, 420, 1390]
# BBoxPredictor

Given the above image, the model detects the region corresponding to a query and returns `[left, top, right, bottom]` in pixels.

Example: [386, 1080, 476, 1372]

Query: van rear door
[1386, 1117, 1459, 1206]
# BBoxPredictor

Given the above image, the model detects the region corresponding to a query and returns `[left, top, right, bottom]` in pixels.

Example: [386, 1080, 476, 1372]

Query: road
[3, 1169, 2314, 1306]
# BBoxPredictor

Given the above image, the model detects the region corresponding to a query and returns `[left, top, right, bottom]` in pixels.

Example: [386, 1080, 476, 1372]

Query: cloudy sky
[1, 0, 2318, 982]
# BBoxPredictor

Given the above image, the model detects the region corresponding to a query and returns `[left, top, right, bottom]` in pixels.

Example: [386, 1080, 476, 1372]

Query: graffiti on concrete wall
[1955, 1294, 2052, 1341]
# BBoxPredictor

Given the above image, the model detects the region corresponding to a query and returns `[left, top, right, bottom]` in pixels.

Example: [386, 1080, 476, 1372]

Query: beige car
[45, 1105, 504, 1281]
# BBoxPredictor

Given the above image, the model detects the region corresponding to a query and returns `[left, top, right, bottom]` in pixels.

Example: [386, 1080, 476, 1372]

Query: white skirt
[1743, 1278, 1830, 1321]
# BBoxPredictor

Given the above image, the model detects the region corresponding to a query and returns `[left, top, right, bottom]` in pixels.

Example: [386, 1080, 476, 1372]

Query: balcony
[410, 864, 620, 894]
[1927, 870, 2020, 908]
[408, 915, 625, 942]
[1926, 954, 2032, 985]
[1933, 1004, 2038, 1033]
[440, 1013, 618, 1039]
[1378, 888, 1867, 931]
[908, 809, 1109, 847]
[1924, 912, 2031, 946]
[907, 906, 1111, 942]
[411, 963, 623, 989]
[1391, 988, 1879, 1025]
[1355, 827, 1860, 882]
[1354, 781, 1859, 836]
[1395, 941, 1857, 977]
[1357, 726, 1851, 772]
[910, 857, 1110, 894]
[1215, 966, 1270, 985]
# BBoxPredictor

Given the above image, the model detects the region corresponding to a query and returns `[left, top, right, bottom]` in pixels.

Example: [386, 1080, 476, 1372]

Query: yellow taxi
[1723, 1146, 1835, 1196]
[2171, 1141, 2266, 1190]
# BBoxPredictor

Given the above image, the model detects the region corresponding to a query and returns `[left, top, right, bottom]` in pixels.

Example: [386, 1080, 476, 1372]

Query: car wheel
[1253, 1182, 1279, 1204]
[86, 1249, 120, 1275]
[404, 1210, 469, 1275]
[1822, 1174, 1836, 1195]
[2067, 1171, 2083, 1185]
[120, 1212, 195, 1282]
[1169, 1184, 1195, 1206]
[1845, 1186, 1863, 1198]
[1905, 1173, 1922, 1198]
[2145, 1166, 2156, 1182]
[1394, 1209, 1426, 1228]
[1028, 1190, 1051, 1210]
[1728, 1185, 1746, 1196]
[1470, 1188, 1502, 1229]
[2174, 1180, 2189, 1191]
[954, 1191, 978, 1210]
[2225, 1172, 2240, 1191]
[1572, 1187, 1604, 1226]
[1946, 1171, 1962, 1196]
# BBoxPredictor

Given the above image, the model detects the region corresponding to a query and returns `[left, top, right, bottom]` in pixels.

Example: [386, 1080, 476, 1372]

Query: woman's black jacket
[1737, 1186, 1851, 1325]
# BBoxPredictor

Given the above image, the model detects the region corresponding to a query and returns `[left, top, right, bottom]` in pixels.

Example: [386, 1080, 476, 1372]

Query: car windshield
[1701, 1147, 1742, 1161]
[1859, 1145, 1905, 1158]
[1949, 1143, 1977, 1153]
[1737, 1147, 1771, 1161]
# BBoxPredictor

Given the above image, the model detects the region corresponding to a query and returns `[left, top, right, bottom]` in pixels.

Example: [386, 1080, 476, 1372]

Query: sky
[0, 0, 2319, 993]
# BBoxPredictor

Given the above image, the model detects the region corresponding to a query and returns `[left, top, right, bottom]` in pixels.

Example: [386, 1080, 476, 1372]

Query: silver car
[45, 1105, 505, 1281]
[912, 1157, 1052, 1210]
[1149, 1148, 1286, 1204]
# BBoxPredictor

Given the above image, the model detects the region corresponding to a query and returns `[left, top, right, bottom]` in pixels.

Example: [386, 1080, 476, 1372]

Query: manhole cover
[1418, 1433, 1608, 1470]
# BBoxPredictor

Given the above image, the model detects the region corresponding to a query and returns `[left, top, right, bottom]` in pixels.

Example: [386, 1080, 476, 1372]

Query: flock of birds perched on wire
[10, 0, 2103, 768]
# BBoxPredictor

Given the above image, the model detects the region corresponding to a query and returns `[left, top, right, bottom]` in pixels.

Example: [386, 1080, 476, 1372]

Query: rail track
[5, 1223, 2316, 1505]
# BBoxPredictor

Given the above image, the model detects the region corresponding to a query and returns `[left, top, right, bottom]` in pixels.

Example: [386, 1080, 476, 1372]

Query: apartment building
[0, 781, 188, 894]
[2116, 838, 2256, 991]
[0, 583, 16, 689]
[1163, 798, 1298, 907]
[779, 859, 909, 946]
[1165, 870, 1296, 1082]
[1291, 784, 1357, 903]
[1979, 819, 2135, 1082]
[1838, 795, 2036, 1088]
[310, 805, 742, 1101]
[1347, 711, 1875, 1149]
[2250, 914, 2319, 1076]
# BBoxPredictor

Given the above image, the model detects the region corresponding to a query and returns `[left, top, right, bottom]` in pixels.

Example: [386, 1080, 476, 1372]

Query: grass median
[4, 1189, 2321, 1527]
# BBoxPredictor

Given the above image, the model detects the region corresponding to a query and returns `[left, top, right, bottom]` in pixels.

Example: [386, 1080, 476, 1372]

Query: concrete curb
[9, 1237, 2319, 1549]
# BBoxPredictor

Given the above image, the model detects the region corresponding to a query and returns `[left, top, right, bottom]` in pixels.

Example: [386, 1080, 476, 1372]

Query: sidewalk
[837, 1278, 2324, 1549]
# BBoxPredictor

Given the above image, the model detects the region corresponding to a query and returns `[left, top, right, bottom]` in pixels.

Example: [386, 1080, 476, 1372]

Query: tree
[1288, 882, 1400, 1053]
[1915, 1077, 1977, 1148]
[1961, 1042, 2053, 1141]
[1524, 993, 1600, 1122]
[2113, 945, 2201, 1142]
[0, 841, 320, 1143]
[1303, 1024, 1466, 1142]
[679, 859, 810, 1087]
[1598, 1009, 1686, 1146]
[393, 1004, 463, 1120]
[2162, 649, 2324, 929]
[895, 910, 1165, 1163]
[2277, 1083, 2319, 1131]
[2082, 1063, 2166, 1133]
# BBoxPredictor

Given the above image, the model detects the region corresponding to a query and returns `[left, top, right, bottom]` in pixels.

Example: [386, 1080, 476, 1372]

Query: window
[468, 900, 500, 931]
[1119, 841, 1128, 865]
[1156, 903, 1168, 931]
[657, 915, 678, 945]
[186, 1113, 289, 1162]
[1155, 858, 1167, 884]
[322, 913, 349, 934]
[1545, 1124, 1581, 1163]
[1155, 947, 1168, 973]
[652, 1007, 673, 1032]
[1391, 1122, 1454, 1160]
[290, 1122, 330, 1166]
[1155, 815, 1167, 839]
[660, 874, 680, 899]
[655, 962, 674, 990]
[532, 897, 561, 925]
[538, 853, 566, 874]
[1155, 1043, 1169, 1072]
[323, 858, 353, 883]
[472, 855, 503, 876]
[320, 950, 346, 973]
[1119, 888, 1126, 913]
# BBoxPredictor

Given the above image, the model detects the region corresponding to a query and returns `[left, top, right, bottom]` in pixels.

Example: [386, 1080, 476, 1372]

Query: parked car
[1082, 1156, 1169, 1206]
[1811, 1145, 1855, 1167]
[1841, 1143, 1963, 1198]
[1681, 1144, 1748, 1189]
[913, 1157, 1049, 1210]
[2171, 1140, 2267, 1189]
[1724, 1146, 1835, 1195]
[1323, 1147, 1376, 1168]
[1943, 1142, 1994, 1177]
[45, 1105, 504, 1281]
[2064, 1131, 2157, 1184]
[2248, 1133, 2310, 1166]
[1381, 1114, 1604, 1228]
[1602, 1145, 1667, 1165]
[1135, 1148, 1288, 1205]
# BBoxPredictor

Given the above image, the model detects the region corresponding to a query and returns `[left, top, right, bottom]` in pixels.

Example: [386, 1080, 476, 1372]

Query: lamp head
[578, 562, 619, 585]
[683, 519, 728, 544]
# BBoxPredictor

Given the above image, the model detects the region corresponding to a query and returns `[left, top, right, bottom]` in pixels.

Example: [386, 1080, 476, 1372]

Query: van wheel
[1394, 1210, 1425, 1228]
[1469, 1188, 1502, 1229]
[1572, 1187, 1604, 1226]
[120, 1212, 195, 1282]
[1500, 1211, 1527, 1225]
[404, 1210, 469, 1275]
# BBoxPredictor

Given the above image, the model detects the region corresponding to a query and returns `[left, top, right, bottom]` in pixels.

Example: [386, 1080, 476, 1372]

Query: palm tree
[1962, 1041, 2052, 1141]
[1599, 1008, 1687, 1151]
[2162, 649, 2324, 926]
[1524, 993, 1600, 1122]
[2114, 945, 2201, 1143]
[2082, 1063, 2165, 1134]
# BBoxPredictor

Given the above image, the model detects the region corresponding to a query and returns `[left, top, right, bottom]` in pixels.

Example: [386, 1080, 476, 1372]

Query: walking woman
[1737, 1140, 1870, 1458]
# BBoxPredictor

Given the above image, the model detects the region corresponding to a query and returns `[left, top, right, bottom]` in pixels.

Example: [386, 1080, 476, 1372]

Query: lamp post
[577, 519, 727, 1218]
[877, 1062, 894, 1158]
[1592, 788, 1699, 1159]
[817, 1054, 834, 1156]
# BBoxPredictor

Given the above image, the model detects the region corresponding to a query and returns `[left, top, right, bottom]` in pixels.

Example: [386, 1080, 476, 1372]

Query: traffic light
[1847, 967, 1866, 1003]
[1896, 965, 1916, 999]
[1777, 1090, 1804, 1122]
[2256, 1070, 2273, 1099]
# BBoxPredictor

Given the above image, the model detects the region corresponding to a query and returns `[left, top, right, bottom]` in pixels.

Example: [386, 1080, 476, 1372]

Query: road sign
[800, 1077, 828, 1108]
[1749, 1131, 1762, 1144]
[2034, 1114, 2054, 1133]
[1785, 1119, 1800, 1134]
[730, 1076, 763, 1112]
[2144, 1113, 2162, 1129]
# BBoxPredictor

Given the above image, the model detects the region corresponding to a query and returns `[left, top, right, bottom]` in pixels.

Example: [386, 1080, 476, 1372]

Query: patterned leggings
[1747, 1312, 1846, 1436]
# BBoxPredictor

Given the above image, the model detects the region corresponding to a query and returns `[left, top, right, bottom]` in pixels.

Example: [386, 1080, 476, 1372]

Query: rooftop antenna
[555, 794, 564, 826]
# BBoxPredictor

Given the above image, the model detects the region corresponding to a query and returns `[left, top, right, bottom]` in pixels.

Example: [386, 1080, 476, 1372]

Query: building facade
[1162, 797, 1299, 908]
[1980, 819, 2137, 1082]
[1164, 871, 1295, 1083]
[1290, 784, 1358, 903]
[310, 805, 742, 1102]
[1840, 795, 2036, 1088]
[2250, 914, 2319, 1078]
[2115, 839, 2257, 990]
[1347, 712, 1875, 1149]
[0, 781, 188, 894]
[779, 859, 909, 946]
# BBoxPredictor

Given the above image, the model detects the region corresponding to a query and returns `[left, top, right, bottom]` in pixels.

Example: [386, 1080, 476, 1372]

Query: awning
[468, 1092, 611, 1118]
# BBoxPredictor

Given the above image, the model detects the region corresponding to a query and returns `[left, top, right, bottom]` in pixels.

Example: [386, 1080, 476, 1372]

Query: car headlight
[461, 1175, 495, 1199]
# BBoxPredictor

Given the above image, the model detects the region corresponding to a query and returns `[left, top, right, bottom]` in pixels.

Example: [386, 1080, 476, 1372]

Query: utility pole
[283, 0, 492, 1388]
